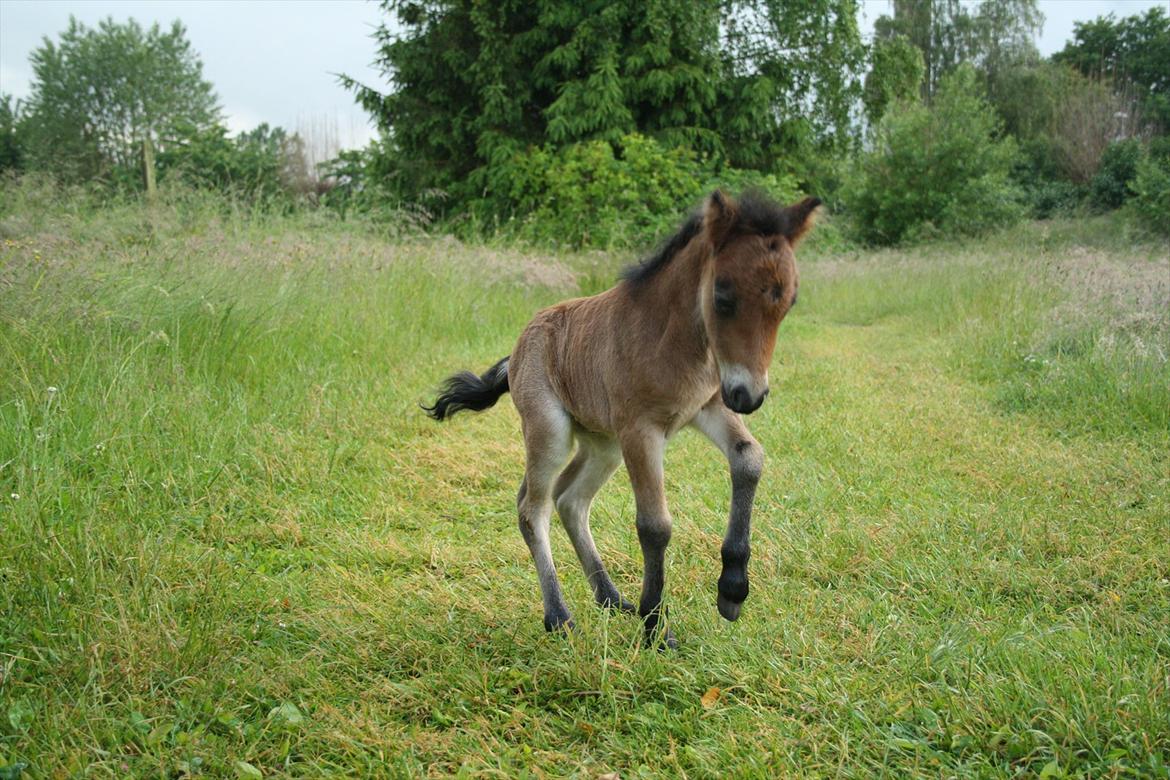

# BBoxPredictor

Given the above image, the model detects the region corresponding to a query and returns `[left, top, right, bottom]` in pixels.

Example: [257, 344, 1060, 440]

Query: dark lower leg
[637, 516, 676, 648]
[717, 452, 759, 621]
[622, 428, 675, 648]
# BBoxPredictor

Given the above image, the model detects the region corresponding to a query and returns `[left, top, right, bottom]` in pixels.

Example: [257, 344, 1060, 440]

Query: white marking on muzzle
[718, 363, 768, 398]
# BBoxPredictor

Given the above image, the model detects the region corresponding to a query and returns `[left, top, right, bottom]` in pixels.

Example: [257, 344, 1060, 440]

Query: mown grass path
[1, 217, 1167, 777]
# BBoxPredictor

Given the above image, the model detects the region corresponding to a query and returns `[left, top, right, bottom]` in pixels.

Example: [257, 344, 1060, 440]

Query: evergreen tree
[344, 0, 863, 209]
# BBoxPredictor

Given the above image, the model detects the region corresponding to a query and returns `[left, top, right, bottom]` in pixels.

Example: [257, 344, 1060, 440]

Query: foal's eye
[714, 281, 737, 317]
[769, 284, 783, 303]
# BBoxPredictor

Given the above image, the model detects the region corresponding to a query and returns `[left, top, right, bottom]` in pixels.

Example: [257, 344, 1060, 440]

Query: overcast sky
[1, 0, 1165, 151]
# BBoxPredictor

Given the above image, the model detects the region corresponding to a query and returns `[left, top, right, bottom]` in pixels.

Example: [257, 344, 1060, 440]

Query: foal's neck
[634, 238, 712, 361]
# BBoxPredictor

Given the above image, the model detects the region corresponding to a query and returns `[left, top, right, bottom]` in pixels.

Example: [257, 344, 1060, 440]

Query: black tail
[422, 357, 510, 421]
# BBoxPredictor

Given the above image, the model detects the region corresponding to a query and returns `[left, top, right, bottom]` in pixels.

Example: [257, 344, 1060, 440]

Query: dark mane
[619, 212, 703, 285]
[619, 190, 789, 285]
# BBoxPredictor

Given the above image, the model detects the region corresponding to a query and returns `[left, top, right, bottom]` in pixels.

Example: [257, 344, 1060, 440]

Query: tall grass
[1, 184, 1167, 777]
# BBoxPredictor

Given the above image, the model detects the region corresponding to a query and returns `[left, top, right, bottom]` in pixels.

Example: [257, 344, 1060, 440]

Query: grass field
[1, 189, 1168, 777]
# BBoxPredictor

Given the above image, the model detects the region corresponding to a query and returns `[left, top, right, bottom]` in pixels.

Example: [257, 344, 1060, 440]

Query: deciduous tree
[1053, 7, 1170, 129]
[22, 16, 220, 188]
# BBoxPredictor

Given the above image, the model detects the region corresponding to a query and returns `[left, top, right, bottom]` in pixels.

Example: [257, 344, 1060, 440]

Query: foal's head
[700, 190, 820, 414]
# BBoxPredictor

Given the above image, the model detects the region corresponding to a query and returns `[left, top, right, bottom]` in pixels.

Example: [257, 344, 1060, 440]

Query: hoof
[600, 597, 636, 614]
[543, 613, 575, 634]
[642, 627, 679, 651]
[717, 594, 742, 622]
[596, 586, 637, 614]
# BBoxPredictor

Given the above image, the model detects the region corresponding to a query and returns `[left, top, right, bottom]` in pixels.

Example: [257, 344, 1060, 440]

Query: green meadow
[1, 189, 1168, 777]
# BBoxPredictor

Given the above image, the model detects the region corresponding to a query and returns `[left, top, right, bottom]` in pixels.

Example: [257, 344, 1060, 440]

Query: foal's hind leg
[553, 436, 634, 612]
[516, 403, 575, 632]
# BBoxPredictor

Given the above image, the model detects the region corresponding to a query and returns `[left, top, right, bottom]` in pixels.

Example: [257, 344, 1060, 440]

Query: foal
[425, 190, 819, 647]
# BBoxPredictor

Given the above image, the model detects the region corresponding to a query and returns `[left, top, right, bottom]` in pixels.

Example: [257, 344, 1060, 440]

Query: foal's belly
[557, 361, 717, 440]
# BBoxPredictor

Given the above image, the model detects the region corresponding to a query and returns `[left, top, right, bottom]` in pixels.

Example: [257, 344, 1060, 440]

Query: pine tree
[344, 0, 863, 210]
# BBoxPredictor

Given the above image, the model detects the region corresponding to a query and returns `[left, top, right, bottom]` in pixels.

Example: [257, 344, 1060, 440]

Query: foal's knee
[636, 512, 672, 551]
[731, 439, 764, 485]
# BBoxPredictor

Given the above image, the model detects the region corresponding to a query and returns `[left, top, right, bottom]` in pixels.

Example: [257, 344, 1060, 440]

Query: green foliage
[847, 65, 1022, 245]
[1019, 179, 1085, 220]
[862, 35, 924, 125]
[874, 0, 1043, 102]
[1053, 7, 1170, 129]
[989, 61, 1083, 182]
[479, 133, 799, 248]
[156, 123, 308, 209]
[21, 16, 220, 187]
[318, 139, 445, 234]
[717, 0, 866, 165]
[0, 94, 24, 173]
[345, 1, 725, 207]
[344, 0, 862, 239]
[1131, 153, 1170, 235]
[1088, 139, 1145, 210]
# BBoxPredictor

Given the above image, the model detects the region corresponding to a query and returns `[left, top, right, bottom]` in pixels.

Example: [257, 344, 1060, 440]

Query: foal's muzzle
[722, 384, 769, 415]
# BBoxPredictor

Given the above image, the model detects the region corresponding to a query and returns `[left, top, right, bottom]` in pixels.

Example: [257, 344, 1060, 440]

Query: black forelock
[735, 189, 788, 238]
[619, 190, 792, 286]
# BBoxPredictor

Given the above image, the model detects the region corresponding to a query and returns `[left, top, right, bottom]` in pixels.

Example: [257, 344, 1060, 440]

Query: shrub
[157, 124, 308, 210]
[0, 94, 24, 173]
[479, 133, 800, 249]
[1088, 138, 1146, 210]
[846, 65, 1023, 245]
[1022, 179, 1086, 219]
[1131, 154, 1170, 235]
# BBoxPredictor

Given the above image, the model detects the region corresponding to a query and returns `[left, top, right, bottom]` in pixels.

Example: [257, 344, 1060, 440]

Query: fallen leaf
[700, 686, 721, 709]
[235, 760, 263, 779]
[268, 702, 304, 729]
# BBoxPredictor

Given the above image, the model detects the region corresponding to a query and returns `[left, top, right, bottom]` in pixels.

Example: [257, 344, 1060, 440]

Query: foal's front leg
[620, 426, 677, 649]
[692, 400, 764, 622]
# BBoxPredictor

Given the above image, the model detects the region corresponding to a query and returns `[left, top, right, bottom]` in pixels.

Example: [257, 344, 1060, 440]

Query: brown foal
[425, 190, 820, 647]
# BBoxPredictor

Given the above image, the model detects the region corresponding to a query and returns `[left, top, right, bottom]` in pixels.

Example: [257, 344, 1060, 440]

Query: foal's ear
[703, 189, 738, 249]
[782, 196, 822, 245]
